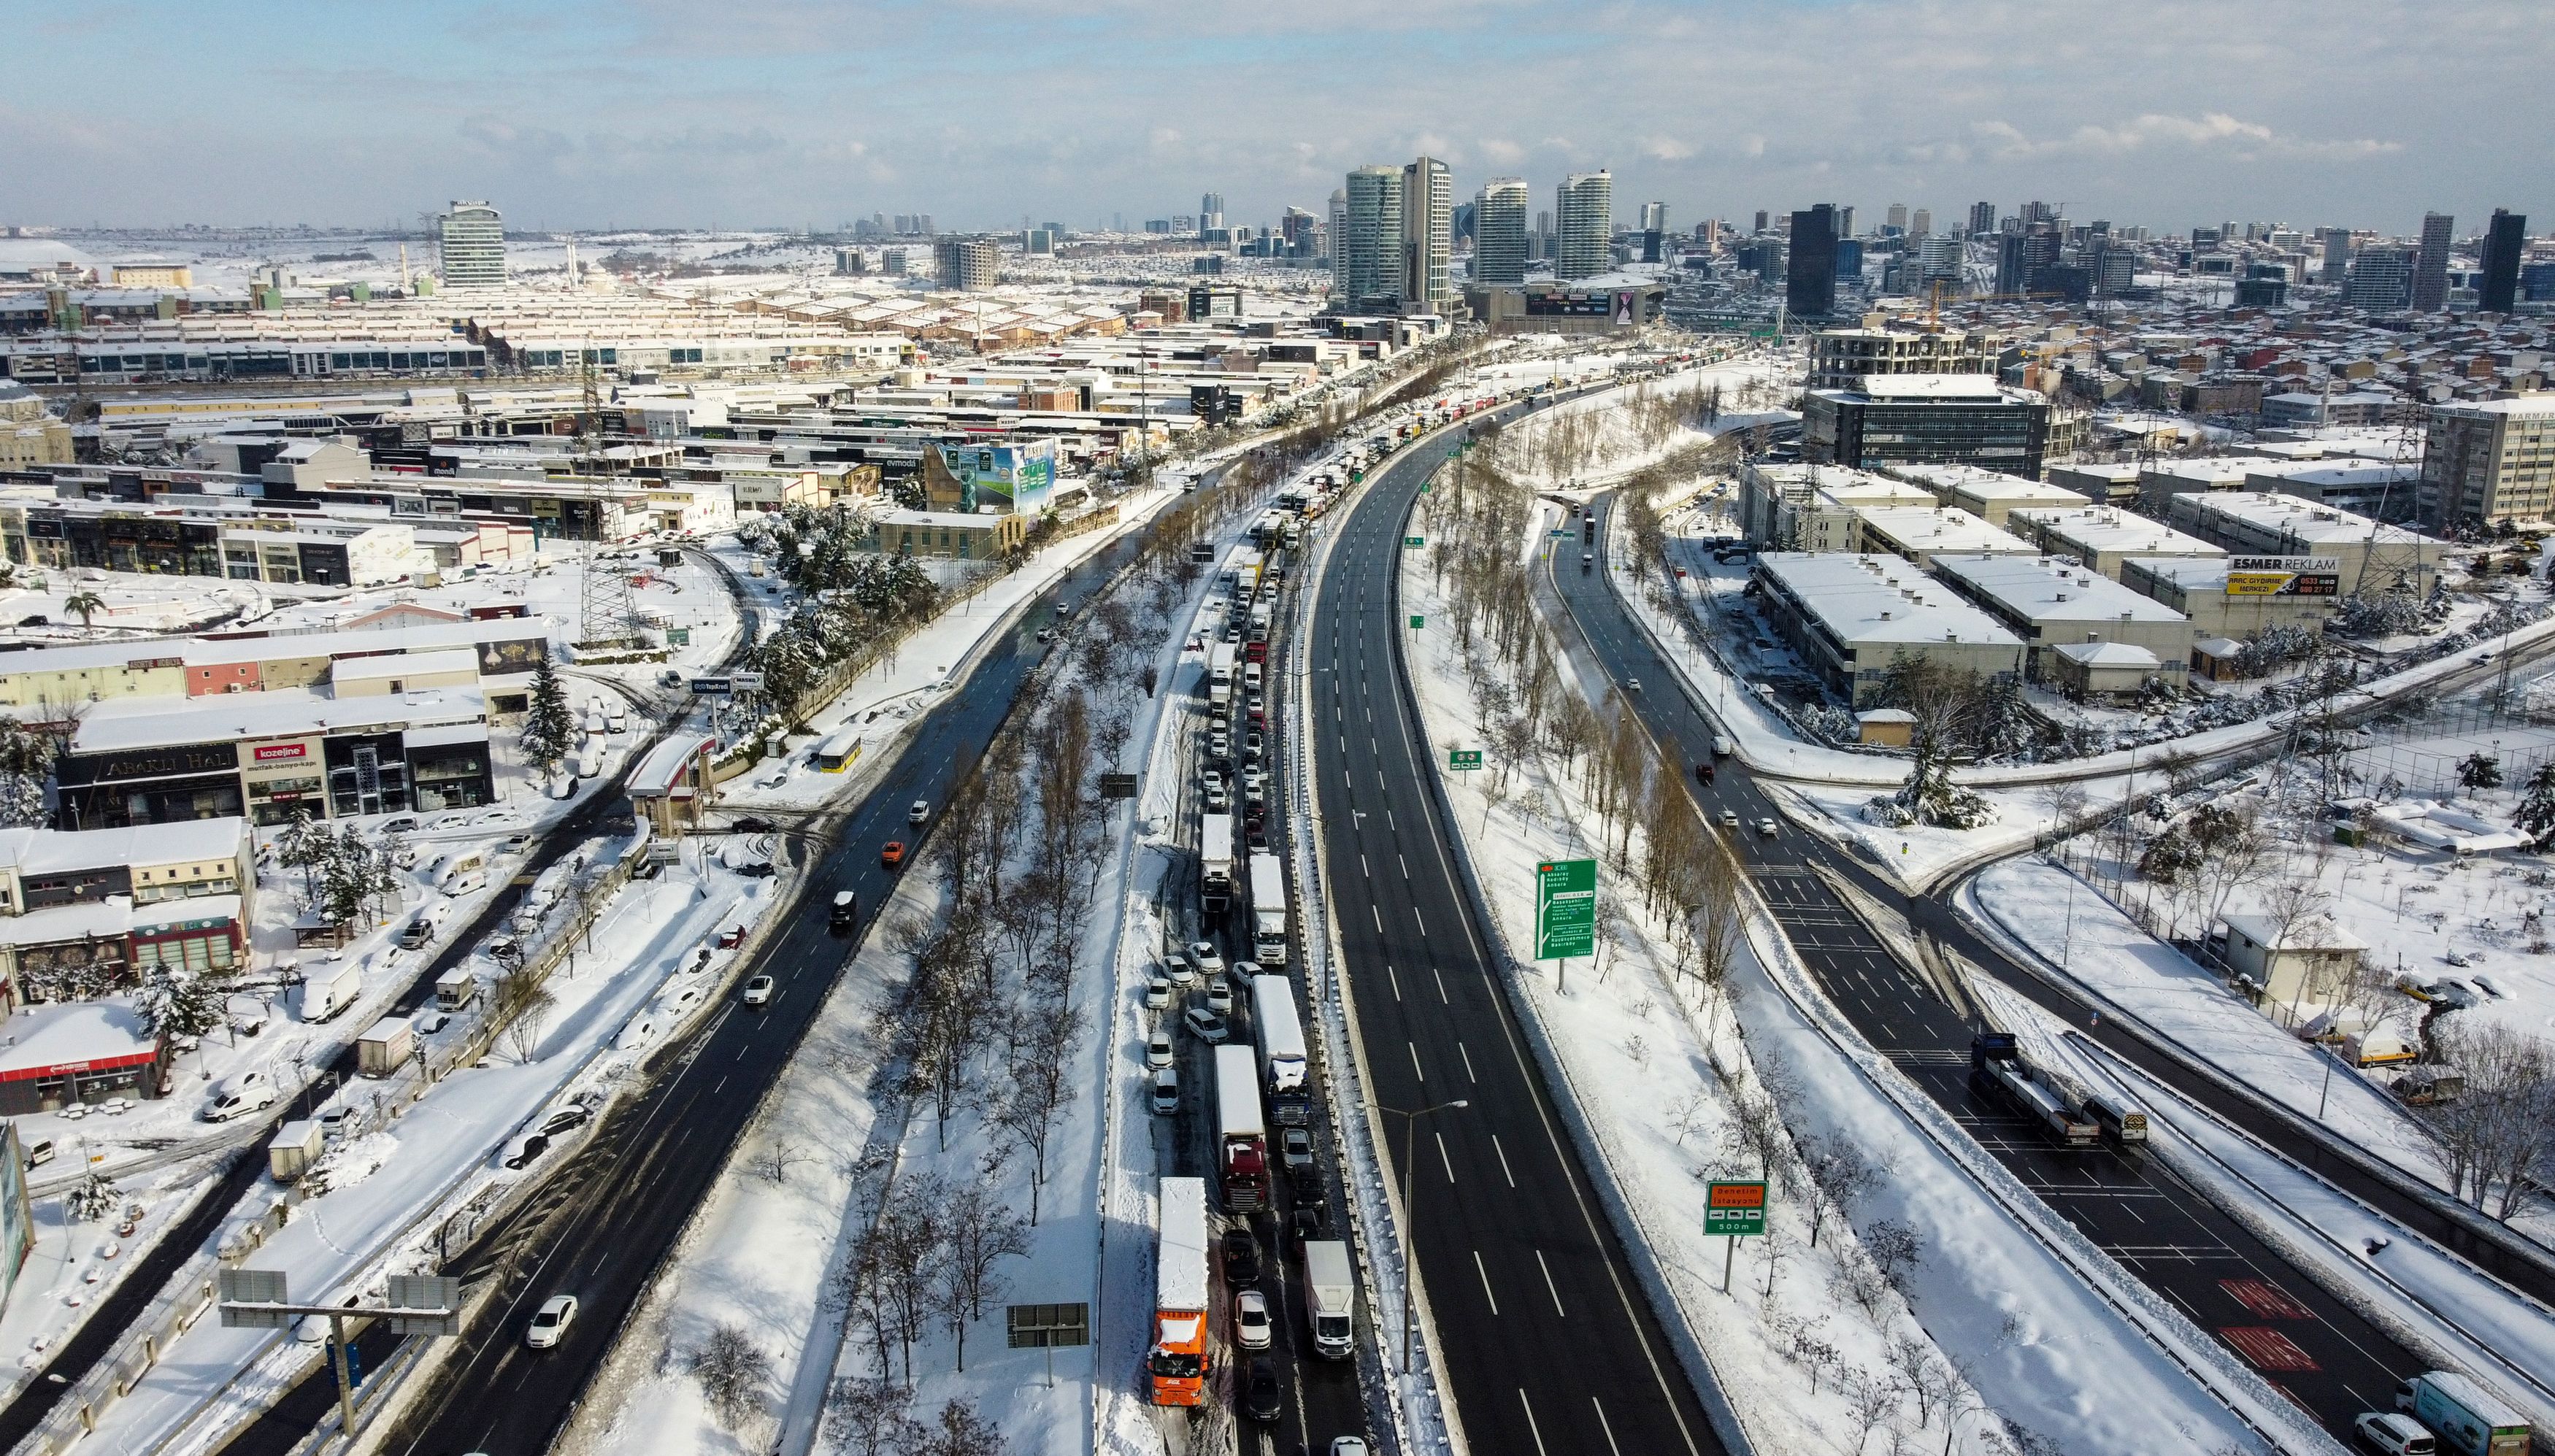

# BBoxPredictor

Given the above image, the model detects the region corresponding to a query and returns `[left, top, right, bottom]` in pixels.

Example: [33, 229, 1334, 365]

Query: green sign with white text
[1449, 748, 1483, 771]
[1534, 858, 1597, 959]
[1406, 536, 1424, 548]
[1704, 1180, 1767, 1236]
[1409, 614, 1424, 629]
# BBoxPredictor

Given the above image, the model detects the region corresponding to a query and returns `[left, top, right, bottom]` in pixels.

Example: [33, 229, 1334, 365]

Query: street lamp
[1378, 1099, 1469, 1372]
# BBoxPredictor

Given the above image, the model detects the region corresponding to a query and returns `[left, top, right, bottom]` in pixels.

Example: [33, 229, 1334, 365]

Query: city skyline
[5, 1, 2547, 234]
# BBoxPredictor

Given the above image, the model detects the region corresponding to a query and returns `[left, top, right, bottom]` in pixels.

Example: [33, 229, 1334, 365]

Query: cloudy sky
[9, 0, 2548, 237]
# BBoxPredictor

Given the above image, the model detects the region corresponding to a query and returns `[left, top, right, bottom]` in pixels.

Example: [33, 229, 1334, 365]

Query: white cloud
[1968, 112, 2402, 163]
[1640, 134, 1696, 162]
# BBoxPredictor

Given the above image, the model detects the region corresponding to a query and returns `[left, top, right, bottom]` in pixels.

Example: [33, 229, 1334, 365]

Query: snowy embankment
[1489, 355, 1794, 492]
[1972, 979, 2555, 1434]
[72, 867, 775, 1456]
[1394, 488, 2035, 1455]
[561, 471, 1233, 1456]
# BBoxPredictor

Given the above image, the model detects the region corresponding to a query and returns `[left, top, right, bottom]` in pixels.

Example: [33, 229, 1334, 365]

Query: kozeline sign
[252, 743, 309, 763]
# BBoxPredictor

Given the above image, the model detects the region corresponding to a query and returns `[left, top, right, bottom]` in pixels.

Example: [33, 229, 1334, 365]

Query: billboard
[2224, 555, 2340, 597]
[936, 441, 1056, 515]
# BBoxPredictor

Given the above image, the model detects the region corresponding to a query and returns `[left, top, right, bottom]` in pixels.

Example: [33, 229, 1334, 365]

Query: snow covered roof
[1755, 553, 2025, 649]
[0, 999, 158, 1082]
[2012, 507, 2225, 560]
[72, 685, 486, 754]
[628, 732, 715, 798]
[1930, 554, 2189, 626]
[332, 648, 480, 685]
[1851, 506, 2037, 558]
[2051, 641, 2162, 669]
[2221, 912, 2367, 952]
[0, 818, 247, 877]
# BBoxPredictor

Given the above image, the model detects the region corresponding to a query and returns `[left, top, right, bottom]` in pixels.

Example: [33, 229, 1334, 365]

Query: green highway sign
[1405, 536, 1425, 548]
[1534, 858, 1597, 959]
[1449, 748, 1483, 771]
[1408, 614, 1424, 629]
[1704, 1181, 1767, 1236]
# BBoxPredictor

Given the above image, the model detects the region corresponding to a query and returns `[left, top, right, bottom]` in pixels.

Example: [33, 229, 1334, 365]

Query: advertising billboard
[936, 442, 1056, 515]
[2224, 555, 2340, 597]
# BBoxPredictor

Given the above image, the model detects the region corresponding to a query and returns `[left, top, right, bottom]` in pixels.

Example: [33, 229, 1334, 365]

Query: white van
[445, 868, 488, 897]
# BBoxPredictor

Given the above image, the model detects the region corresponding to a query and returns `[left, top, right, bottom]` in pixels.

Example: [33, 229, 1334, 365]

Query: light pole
[1379, 1099, 1469, 1372]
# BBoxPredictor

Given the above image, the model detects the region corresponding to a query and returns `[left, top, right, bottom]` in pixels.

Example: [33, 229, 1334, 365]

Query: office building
[1342, 166, 1407, 309]
[1638, 201, 1670, 234]
[1753, 210, 1770, 234]
[1967, 201, 1997, 238]
[1403, 156, 1454, 312]
[1786, 204, 1839, 318]
[933, 237, 999, 292]
[2318, 228, 2353, 285]
[1803, 374, 2051, 477]
[1474, 179, 1529, 286]
[2420, 394, 2555, 531]
[436, 201, 506, 288]
[1995, 226, 2059, 296]
[1469, 279, 1665, 336]
[1736, 463, 1936, 551]
[1328, 189, 1349, 282]
[1807, 328, 2002, 390]
[2345, 246, 2413, 309]
[1554, 171, 1613, 280]
[1929, 552, 2191, 699]
[1886, 204, 1908, 234]
[2413, 211, 2454, 311]
[1199, 193, 1225, 232]
[1837, 205, 1856, 239]
[1911, 208, 1932, 237]
[2480, 209, 2527, 313]
[1750, 553, 2023, 706]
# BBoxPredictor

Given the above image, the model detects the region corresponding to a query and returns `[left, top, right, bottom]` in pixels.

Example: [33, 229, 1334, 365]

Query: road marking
[1413, 906, 1426, 936]
[1473, 1251, 1501, 1315]
[1388, 965, 1402, 1001]
[1361, 854, 1369, 877]
[1536, 1249, 1567, 1317]
[1490, 1133, 1516, 1186]
[1373, 905, 1383, 933]
[710, 1076, 726, 1096]
[1398, 853, 1410, 878]
[1432, 965, 1451, 1004]
[1408, 1041, 1425, 1082]
[1457, 1040, 1475, 1082]
[1435, 1130, 1456, 1184]
[1516, 1390, 1548, 1455]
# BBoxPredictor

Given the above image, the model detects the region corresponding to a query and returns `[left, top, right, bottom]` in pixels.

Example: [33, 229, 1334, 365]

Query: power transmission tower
[2353, 401, 2430, 597]
[575, 344, 637, 648]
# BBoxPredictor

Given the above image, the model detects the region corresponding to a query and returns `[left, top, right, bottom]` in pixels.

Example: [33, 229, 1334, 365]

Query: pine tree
[133, 966, 226, 1040]
[0, 717, 53, 828]
[2516, 763, 2555, 848]
[66, 1170, 118, 1222]
[2458, 752, 2504, 791]
[520, 657, 578, 782]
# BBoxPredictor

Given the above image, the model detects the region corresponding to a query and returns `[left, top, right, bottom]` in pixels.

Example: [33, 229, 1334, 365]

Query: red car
[715, 924, 745, 950]
[880, 841, 907, 868]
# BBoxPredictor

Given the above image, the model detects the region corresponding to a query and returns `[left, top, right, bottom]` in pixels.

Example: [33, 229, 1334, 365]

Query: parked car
[1184, 1006, 1229, 1044]
[715, 924, 746, 950]
[203, 1084, 277, 1122]
[1151, 1068, 1179, 1115]
[416, 1011, 450, 1036]
[537, 1106, 591, 1139]
[398, 917, 436, 950]
[1147, 1030, 1175, 1068]
[1281, 1125, 1314, 1176]
[1332, 1440, 1372, 1456]
[504, 1133, 551, 1169]
[1144, 977, 1172, 1011]
[742, 974, 776, 1008]
[1221, 1227, 1261, 1283]
[526, 1294, 580, 1349]
[379, 817, 419, 836]
[731, 814, 775, 833]
[1234, 1290, 1272, 1351]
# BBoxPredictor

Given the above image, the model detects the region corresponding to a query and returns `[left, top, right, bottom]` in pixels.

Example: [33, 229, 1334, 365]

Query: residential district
[0, 171, 2546, 1456]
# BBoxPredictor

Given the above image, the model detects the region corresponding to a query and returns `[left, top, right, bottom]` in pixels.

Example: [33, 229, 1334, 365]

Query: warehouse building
[2045, 461, 2142, 507]
[1885, 463, 2088, 526]
[1929, 552, 2192, 701]
[1850, 505, 2038, 567]
[2120, 555, 2340, 641]
[1750, 552, 2024, 706]
[1736, 463, 1937, 550]
[2164, 490, 2444, 596]
[2005, 506, 2226, 580]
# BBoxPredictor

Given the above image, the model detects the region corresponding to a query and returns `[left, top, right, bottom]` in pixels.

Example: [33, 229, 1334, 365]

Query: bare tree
[991, 1003, 1085, 1222]
[930, 1175, 1028, 1371]
[496, 970, 556, 1063]
[2416, 1019, 2555, 1219]
[924, 1398, 1006, 1456]
[824, 1376, 925, 1456]
[1887, 1335, 1948, 1428]
[759, 1139, 818, 1185]
[1863, 1218, 1925, 1297]
[1801, 1133, 1882, 1248]
[1844, 1368, 1902, 1455]
[688, 1323, 774, 1430]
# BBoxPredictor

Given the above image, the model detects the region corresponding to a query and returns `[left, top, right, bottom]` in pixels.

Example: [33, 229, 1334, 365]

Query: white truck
[1246, 851, 1288, 967]
[1207, 644, 1237, 710]
[1302, 1240, 1355, 1360]
[357, 1016, 415, 1077]
[2397, 1371, 2532, 1456]
[296, 962, 363, 1024]
[1200, 813, 1235, 913]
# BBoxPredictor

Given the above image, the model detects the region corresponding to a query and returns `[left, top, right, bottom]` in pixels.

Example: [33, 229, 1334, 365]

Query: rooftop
[1930, 553, 2189, 625]
[1851, 505, 2037, 556]
[2174, 490, 2443, 547]
[1756, 552, 2025, 648]
[2010, 506, 2226, 558]
[71, 685, 486, 755]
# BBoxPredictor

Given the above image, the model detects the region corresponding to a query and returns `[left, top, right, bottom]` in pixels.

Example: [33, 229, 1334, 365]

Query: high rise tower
[1342, 166, 1407, 309]
[1402, 156, 1453, 310]
[2413, 211, 2454, 311]
[437, 201, 506, 288]
[1475, 179, 1529, 286]
[1554, 170, 1613, 280]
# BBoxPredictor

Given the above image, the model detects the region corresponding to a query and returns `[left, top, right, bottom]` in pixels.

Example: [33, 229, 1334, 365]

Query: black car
[503, 1133, 550, 1170]
[1244, 1360, 1283, 1423]
[731, 814, 775, 833]
[1288, 1204, 1327, 1260]
[1221, 1227, 1260, 1284]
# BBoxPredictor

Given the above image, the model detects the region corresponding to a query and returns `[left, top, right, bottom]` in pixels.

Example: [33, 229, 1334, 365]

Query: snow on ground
[1972, 979, 2555, 1433]
[1394, 485, 2025, 1455]
[75, 857, 778, 1456]
[1486, 353, 1797, 490]
[562, 480, 1217, 1456]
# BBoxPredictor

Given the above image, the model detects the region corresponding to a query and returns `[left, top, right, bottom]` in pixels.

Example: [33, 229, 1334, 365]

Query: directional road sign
[1448, 748, 1483, 771]
[1534, 858, 1597, 960]
[1704, 1180, 1767, 1236]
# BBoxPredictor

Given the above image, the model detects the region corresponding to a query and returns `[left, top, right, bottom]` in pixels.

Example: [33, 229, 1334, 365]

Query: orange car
[880, 841, 907, 868]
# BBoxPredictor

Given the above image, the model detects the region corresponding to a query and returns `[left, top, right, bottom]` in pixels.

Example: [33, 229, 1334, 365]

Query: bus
[814, 728, 864, 773]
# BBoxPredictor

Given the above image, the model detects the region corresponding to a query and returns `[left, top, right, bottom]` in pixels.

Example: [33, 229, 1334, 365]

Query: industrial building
[1735, 463, 1934, 551]
[1929, 552, 2192, 701]
[2164, 490, 2444, 596]
[1885, 463, 2086, 525]
[1849, 504, 2037, 567]
[2120, 555, 2340, 641]
[2005, 506, 2226, 580]
[1802, 374, 2051, 477]
[1750, 552, 2024, 706]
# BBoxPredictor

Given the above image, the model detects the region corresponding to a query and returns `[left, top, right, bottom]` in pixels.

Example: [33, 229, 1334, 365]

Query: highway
[220, 533, 1152, 1456]
[1310, 412, 1729, 1456]
[1546, 495, 2427, 1438]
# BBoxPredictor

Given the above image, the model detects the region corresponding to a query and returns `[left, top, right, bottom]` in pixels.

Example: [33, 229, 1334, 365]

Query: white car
[1188, 942, 1226, 979]
[1144, 977, 1172, 1011]
[1332, 1439, 1372, 1456]
[526, 1294, 579, 1349]
[1234, 1289, 1273, 1351]
[907, 800, 931, 825]
[1205, 977, 1233, 1015]
[1184, 1006, 1230, 1044]
[1756, 817, 1778, 838]
[1147, 1030, 1175, 1068]
[741, 974, 776, 1008]
[203, 1084, 277, 1122]
[1162, 952, 1194, 986]
[2352, 1411, 2435, 1455]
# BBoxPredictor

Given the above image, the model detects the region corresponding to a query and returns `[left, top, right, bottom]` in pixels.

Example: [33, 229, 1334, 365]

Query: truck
[1149, 1176, 1211, 1406]
[1214, 1044, 1269, 1212]
[1302, 1241, 1355, 1360]
[268, 1120, 324, 1182]
[1970, 1033, 2099, 1147]
[1246, 851, 1288, 967]
[1200, 813, 1235, 913]
[357, 1016, 416, 1077]
[434, 966, 480, 1012]
[1248, 604, 1272, 643]
[1711, 734, 1734, 758]
[1207, 644, 1237, 710]
[1251, 975, 1311, 1126]
[296, 962, 363, 1024]
[2397, 1371, 2532, 1456]
[2079, 1088, 2150, 1146]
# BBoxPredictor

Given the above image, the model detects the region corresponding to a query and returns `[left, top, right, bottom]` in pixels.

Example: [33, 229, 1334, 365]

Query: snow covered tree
[687, 1323, 772, 1430]
[133, 966, 225, 1041]
[0, 717, 54, 828]
[277, 811, 329, 910]
[2459, 752, 2504, 791]
[2515, 763, 2555, 849]
[520, 657, 578, 782]
[66, 1170, 118, 1223]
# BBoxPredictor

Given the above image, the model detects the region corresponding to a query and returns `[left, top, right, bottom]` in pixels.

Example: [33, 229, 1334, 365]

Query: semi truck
[2396, 1371, 2532, 1456]
[296, 962, 363, 1024]
[1246, 851, 1288, 966]
[1250, 974, 1311, 1126]
[1207, 644, 1237, 710]
[1214, 1044, 1269, 1212]
[1149, 1176, 1210, 1406]
[1302, 1240, 1356, 1360]
[1970, 1033, 2099, 1147]
[1200, 813, 1235, 913]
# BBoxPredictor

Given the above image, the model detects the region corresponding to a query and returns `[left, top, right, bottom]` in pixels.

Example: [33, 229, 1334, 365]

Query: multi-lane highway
[1310, 415, 1729, 1456]
[1546, 495, 2429, 1438]
[215, 534, 1152, 1455]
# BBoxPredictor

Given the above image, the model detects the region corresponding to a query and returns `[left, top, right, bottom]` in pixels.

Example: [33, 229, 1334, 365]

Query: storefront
[240, 736, 327, 826]
[0, 1001, 166, 1115]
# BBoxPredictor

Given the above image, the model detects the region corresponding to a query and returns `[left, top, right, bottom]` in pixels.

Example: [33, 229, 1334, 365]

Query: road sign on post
[729, 671, 766, 693]
[218, 1268, 292, 1328]
[1405, 536, 1425, 548]
[1098, 771, 1139, 800]
[1408, 614, 1424, 630]
[1707, 1179, 1768, 1293]
[1534, 859, 1597, 961]
[688, 676, 732, 696]
[1007, 1301, 1091, 1388]
[383, 1274, 464, 1336]
[1448, 748, 1483, 771]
